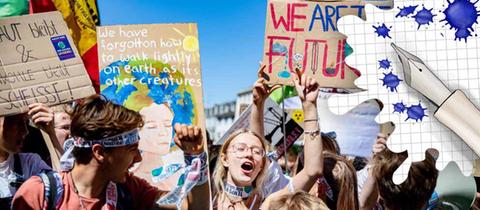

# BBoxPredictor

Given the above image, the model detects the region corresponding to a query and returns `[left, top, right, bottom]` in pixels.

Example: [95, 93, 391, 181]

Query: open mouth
[241, 162, 254, 173]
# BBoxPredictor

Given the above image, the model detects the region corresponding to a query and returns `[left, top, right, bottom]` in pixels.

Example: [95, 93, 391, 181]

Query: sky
[98, 0, 267, 107]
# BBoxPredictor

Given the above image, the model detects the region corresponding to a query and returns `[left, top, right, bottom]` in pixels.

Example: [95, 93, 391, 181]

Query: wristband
[303, 118, 318, 123]
[184, 151, 208, 185]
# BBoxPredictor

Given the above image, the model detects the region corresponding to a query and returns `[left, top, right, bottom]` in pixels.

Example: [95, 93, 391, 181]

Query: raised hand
[252, 65, 281, 105]
[293, 68, 319, 105]
[28, 103, 55, 132]
[372, 133, 388, 156]
[173, 123, 204, 155]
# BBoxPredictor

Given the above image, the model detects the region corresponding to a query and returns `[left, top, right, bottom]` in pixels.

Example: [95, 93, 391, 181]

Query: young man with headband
[12, 95, 209, 210]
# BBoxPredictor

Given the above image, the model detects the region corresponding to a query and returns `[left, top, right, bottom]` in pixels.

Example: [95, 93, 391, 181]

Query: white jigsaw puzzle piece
[337, 0, 479, 183]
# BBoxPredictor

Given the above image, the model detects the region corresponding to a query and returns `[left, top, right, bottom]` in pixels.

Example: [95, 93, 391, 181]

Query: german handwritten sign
[0, 11, 95, 116]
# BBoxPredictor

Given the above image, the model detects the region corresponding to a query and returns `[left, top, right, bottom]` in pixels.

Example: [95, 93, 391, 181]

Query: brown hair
[212, 128, 268, 200]
[70, 94, 144, 164]
[268, 191, 329, 210]
[372, 148, 438, 210]
[322, 152, 359, 210]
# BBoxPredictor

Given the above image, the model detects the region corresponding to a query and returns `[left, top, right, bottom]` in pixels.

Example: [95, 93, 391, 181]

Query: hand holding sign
[27, 103, 55, 132]
[252, 65, 281, 106]
[174, 123, 204, 155]
[293, 68, 319, 105]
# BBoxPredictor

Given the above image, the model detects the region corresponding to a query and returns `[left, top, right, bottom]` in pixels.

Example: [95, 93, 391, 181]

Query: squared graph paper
[333, 0, 479, 181]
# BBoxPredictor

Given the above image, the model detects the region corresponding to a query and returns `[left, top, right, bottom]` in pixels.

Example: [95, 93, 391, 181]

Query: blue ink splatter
[441, 0, 480, 42]
[380, 72, 402, 92]
[272, 43, 288, 54]
[405, 103, 428, 122]
[396, 5, 418, 18]
[278, 71, 291, 78]
[378, 58, 392, 70]
[393, 102, 407, 113]
[413, 6, 436, 29]
[373, 23, 392, 39]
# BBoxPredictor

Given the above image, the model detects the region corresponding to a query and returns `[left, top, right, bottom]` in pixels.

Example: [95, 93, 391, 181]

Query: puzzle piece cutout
[282, 94, 395, 157]
[262, 0, 393, 92]
[336, 1, 479, 181]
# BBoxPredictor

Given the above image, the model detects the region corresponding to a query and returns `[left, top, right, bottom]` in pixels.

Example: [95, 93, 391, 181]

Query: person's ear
[92, 144, 106, 163]
[221, 153, 229, 168]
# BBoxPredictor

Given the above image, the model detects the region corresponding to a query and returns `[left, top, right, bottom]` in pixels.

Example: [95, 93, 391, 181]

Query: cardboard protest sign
[0, 11, 95, 116]
[216, 98, 303, 157]
[262, 0, 392, 91]
[97, 23, 205, 191]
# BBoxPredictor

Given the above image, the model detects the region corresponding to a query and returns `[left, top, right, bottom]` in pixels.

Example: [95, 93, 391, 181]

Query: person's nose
[242, 148, 254, 159]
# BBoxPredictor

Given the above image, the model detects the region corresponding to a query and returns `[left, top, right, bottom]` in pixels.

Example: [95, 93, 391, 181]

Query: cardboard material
[97, 23, 205, 191]
[0, 11, 95, 116]
[262, 0, 392, 90]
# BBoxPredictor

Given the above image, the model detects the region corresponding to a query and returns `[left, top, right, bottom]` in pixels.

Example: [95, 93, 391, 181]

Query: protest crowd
[1, 0, 480, 210]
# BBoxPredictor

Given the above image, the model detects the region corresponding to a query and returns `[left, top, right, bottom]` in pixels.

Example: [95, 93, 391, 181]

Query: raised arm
[250, 65, 280, 136]
[288, 71, 323, 192]
[359, 133, 387, 210]
[28, 103, 64, 154]
[153, 124, 210, 210]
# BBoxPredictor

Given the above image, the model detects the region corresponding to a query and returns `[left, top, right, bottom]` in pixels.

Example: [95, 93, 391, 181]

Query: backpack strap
[115, 183, 133, 210]
[38, 171, 63, 210]
[8, 154, 25, 190]
[13, 154, 22, 176]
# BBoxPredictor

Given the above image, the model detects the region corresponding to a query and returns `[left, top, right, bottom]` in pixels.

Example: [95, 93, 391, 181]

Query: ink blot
[441, 0, 480, 42]
[396, 5, 418, 18]
[413, 6, 436, 29]
[378, 58, 392, 70]
[393, 102, 407, 114]
[380, 72, 402, 92]
[405, 103, 428, 122]
[373, 23, 392, 39]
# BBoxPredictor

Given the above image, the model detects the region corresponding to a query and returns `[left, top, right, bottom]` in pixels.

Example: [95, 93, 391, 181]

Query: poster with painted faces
[97, 23, 205, 191]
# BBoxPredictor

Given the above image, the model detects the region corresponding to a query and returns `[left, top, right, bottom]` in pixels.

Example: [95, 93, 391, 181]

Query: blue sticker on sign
[50, 35, 75, 61]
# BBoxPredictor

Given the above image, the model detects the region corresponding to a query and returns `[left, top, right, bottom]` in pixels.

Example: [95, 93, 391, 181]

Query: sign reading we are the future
[0, 11, 95, 116]
[262, 0, 392, 91]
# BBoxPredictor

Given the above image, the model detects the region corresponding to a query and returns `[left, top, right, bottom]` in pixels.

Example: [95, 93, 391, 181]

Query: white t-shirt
[356, 166, 369, 194]
[0, 153, 51, 198]
[262, 160, 291, 197]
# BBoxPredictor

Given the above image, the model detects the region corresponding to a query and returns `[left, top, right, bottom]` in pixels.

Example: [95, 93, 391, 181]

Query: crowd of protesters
[2, 67, 480, 210]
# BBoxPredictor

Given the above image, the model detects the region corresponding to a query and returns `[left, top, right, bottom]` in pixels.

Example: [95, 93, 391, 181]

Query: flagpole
[281, 85, 289, 176]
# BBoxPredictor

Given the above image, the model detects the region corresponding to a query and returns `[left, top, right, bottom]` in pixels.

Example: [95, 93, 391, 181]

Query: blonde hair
[212, 128, 268, 200]
[268, 191, 329, 210]
[322, 152, 359, 210]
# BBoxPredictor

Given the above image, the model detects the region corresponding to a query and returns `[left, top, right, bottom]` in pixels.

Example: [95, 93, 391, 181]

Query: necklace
[223, 194, 244, 210]
[221, 192, 259, 210]
[69, 172, 118, 210]
[70, 173, 87, 210]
